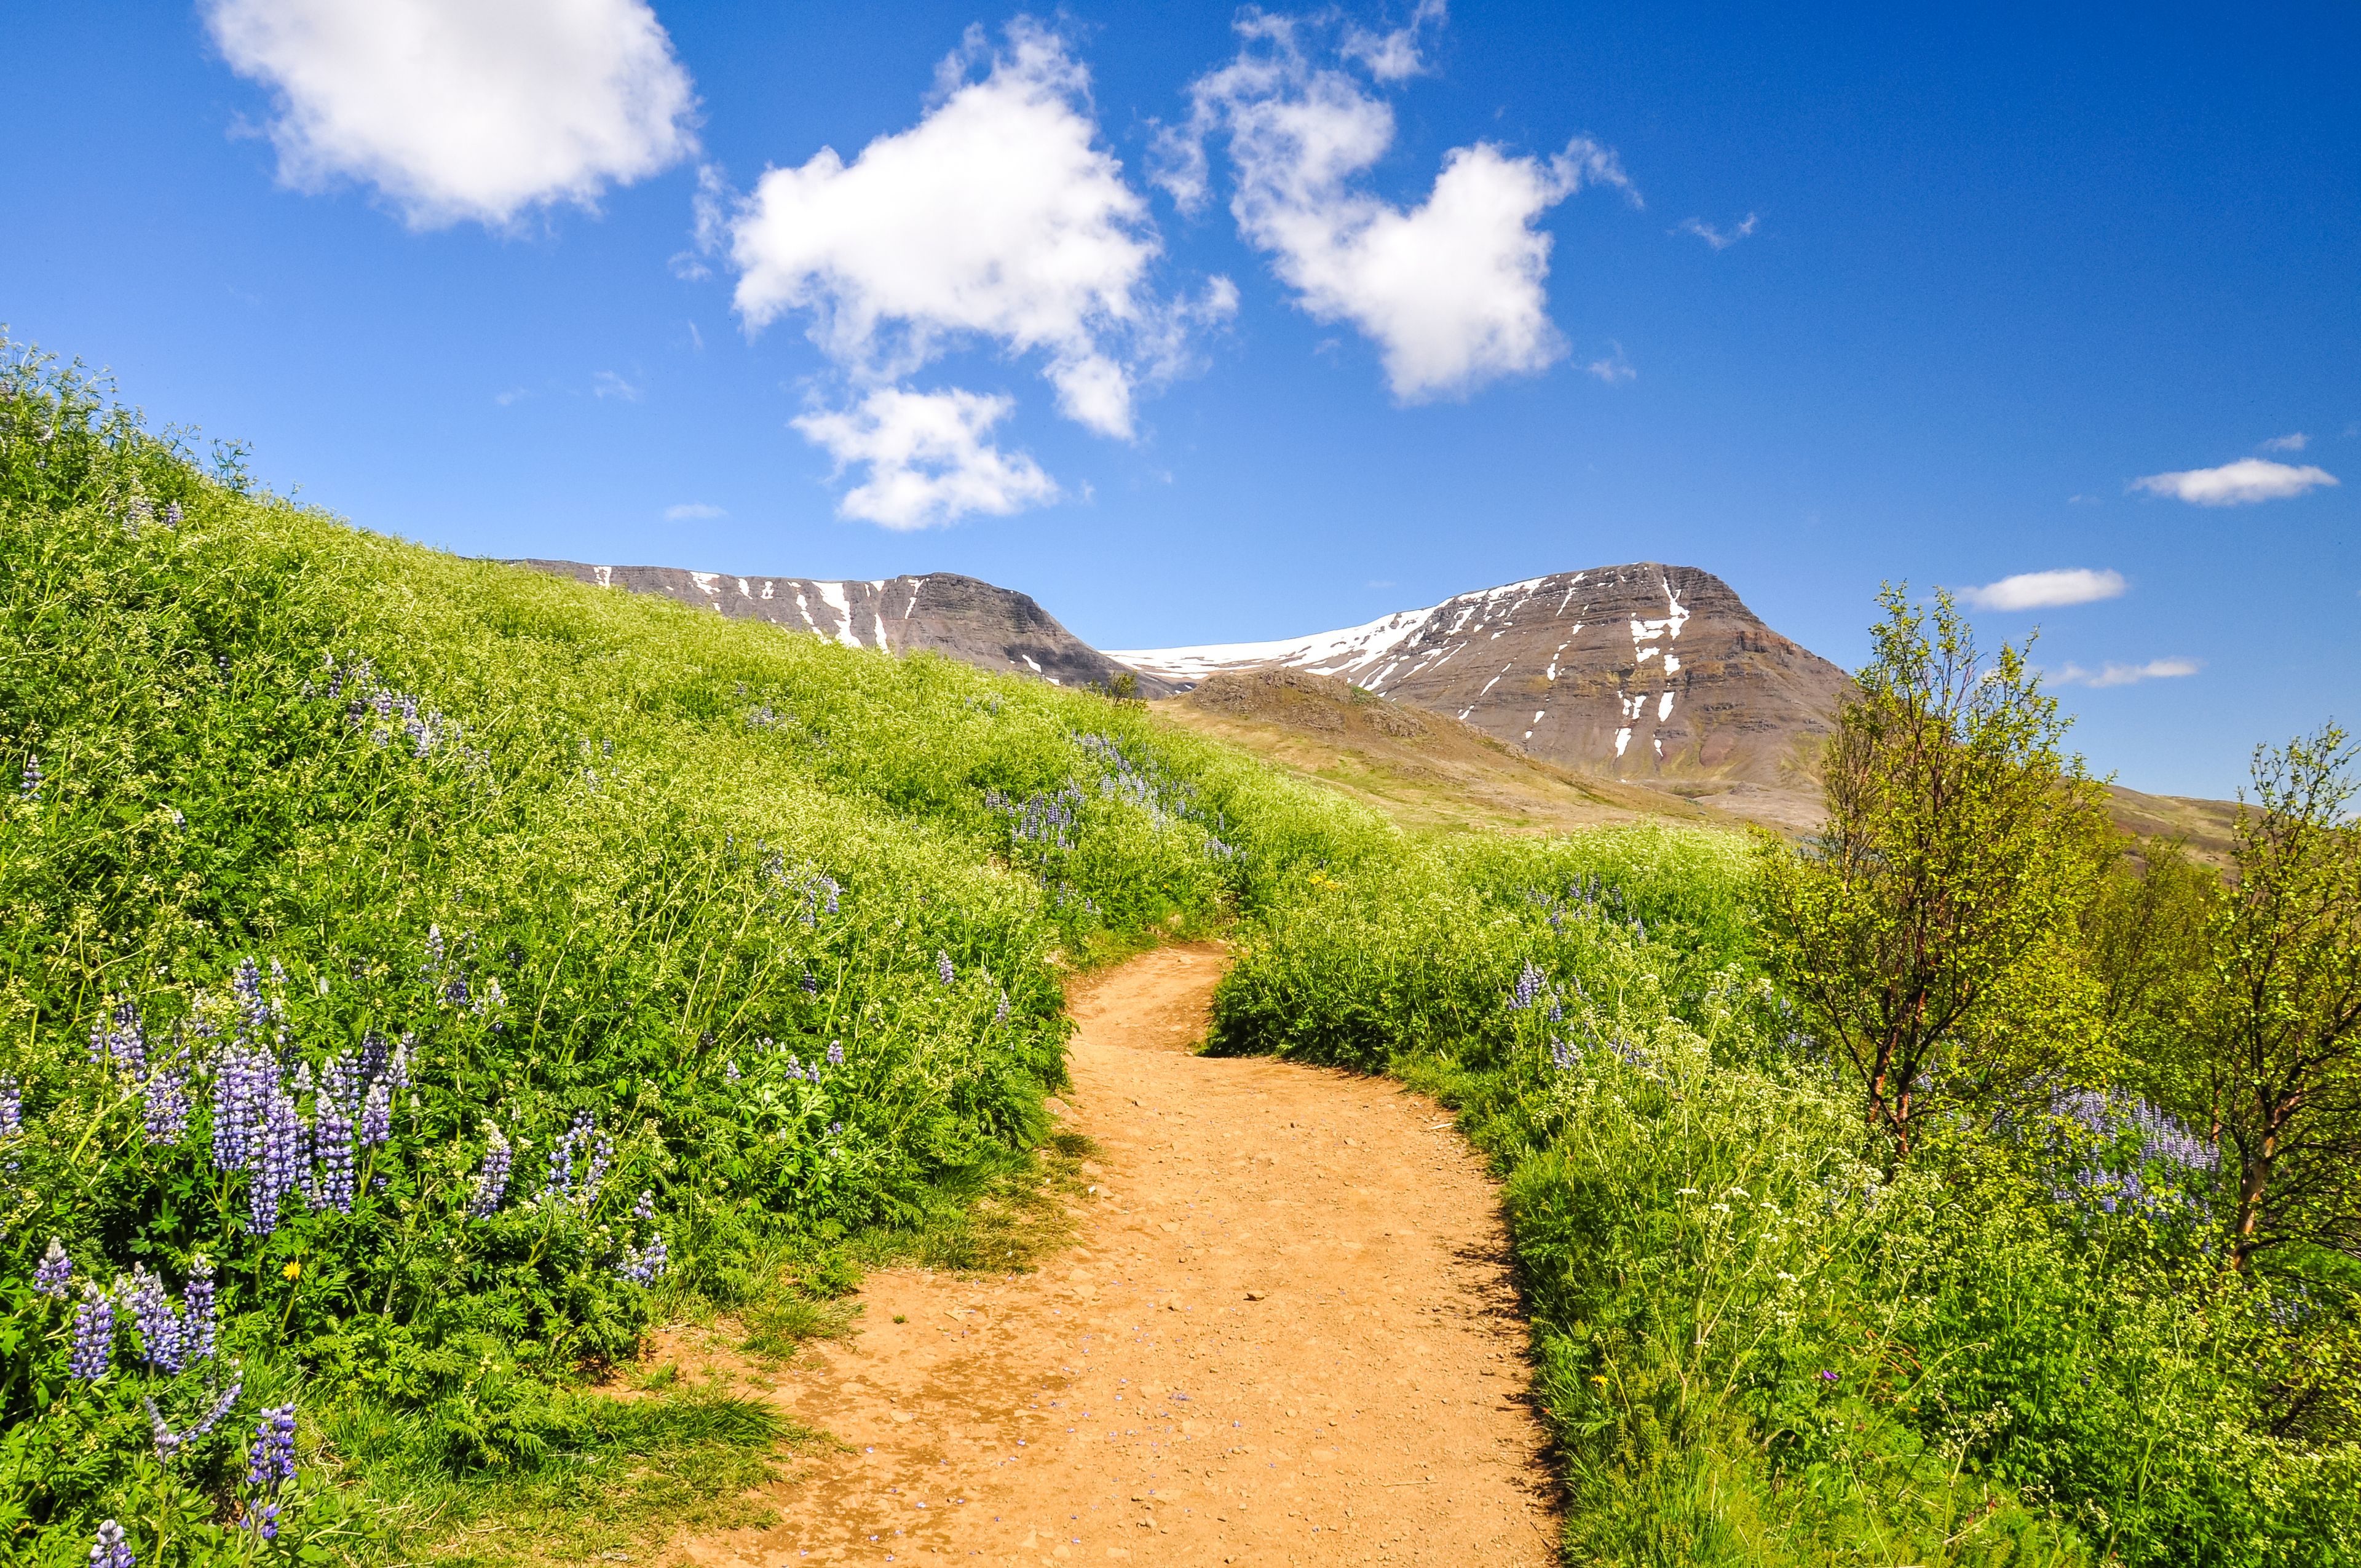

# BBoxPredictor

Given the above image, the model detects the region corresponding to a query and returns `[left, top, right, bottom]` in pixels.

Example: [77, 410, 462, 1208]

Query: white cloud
[1160, 9, 1636, 402]
[204, 0, 698, 230]
[724, 21, 1221, 444]
[663, 502, 725, 520]
[1676, 213, 1757, 250]
[1586, 343, 1635, 384]
[2131, 457, 2338, 506]
[493, 387, 534, 407]
[2051, 657, 2201, 689]
[791, 387, 1056, 530]
[1956, 568, 2126, 612]
[2260, 432, 2309, 451]
[591, 370, 641, 402]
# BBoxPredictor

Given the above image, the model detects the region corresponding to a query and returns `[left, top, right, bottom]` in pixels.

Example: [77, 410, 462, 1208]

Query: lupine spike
[33, 1238, 71, 1298]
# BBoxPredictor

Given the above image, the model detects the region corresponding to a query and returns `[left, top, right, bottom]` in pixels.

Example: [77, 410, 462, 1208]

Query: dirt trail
[675, 945, 1557, 1566]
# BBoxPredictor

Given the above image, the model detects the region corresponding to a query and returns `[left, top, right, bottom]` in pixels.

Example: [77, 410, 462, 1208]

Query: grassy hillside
[0, 344, 1378, 1564]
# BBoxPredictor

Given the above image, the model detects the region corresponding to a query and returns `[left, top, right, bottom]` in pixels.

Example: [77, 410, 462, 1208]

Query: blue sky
[3, 1, 2354, 798]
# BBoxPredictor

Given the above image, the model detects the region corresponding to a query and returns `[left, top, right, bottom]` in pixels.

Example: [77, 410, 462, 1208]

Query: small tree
[2204, 726, 2361, 1269]
[1758, 588, 2113, 1154]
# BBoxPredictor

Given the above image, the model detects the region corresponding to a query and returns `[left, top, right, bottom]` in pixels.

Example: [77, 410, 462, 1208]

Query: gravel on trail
[673, 943, 1559, 1566]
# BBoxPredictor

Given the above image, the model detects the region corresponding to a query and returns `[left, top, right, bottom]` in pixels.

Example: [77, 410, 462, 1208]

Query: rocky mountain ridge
[513, 560, 1176, 696]
[1114, 563, 1853, 788]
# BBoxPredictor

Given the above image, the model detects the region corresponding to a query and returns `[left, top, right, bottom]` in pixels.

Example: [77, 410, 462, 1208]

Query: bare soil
[669, 944, 1559, 1566]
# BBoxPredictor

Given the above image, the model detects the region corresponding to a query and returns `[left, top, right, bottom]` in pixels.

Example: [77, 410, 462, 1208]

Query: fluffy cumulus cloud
[719, 22, 1225, 525]
[791, 388, 1058, 531]
[2131, 458, 2338, 506]
[1159, 6, 1635, 402]
[1956, 568, 2126, 612]
[204, 0, 698, 229]
[2051, 657, 2201, 689]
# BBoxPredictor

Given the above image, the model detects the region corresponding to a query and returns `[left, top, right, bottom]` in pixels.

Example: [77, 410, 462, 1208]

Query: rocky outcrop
[1113, 563, 1851, 786]
[513, 560, 1176, 696]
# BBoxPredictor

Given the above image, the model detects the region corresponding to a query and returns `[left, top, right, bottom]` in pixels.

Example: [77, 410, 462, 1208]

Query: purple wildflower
[121, 1265, 186, 1374]
[143, 1049, 191, 1145]
[801, 970, 819, 994]
[184, 1259, 216, 1361]
[89, 999, 146, 1075]
[314, 1051, 361, 1213]
[144, 1396, 183, 1460]
[1509, 961, 1546, 1012]
[212, 1037, 273, 1173]
[470, 1125, 512, 1218]
[1, 1072, 19, 1138]
[938, 951, 956, 986]
[70, 1282, 114, 1379]
[33, 1237, 71, 1298]
[827, 1039, 845, 1067]
[90, 1519, 135, 1568]
[1549, 1039, 1583, 1071]
[245, 1504, 280, 1542]
[724, 1060, 742, 1084]
[617, 1232, 669, 1285]
[19, 753, 41, 802]
[246, 1403, 298, 1493]
[994, 993, 1010, 1026]
[163, 501, 183, 526]
[247, 1069, 308, 1238]
[421, 924, 445, 980]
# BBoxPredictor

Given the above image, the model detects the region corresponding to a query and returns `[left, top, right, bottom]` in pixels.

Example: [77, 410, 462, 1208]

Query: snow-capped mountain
[1112, 563, 1850, 783]
[515, 560, 1176, 695]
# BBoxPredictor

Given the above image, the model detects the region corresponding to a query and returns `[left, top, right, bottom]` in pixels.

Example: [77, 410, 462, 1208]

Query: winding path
[674, 944, 1557, 1566]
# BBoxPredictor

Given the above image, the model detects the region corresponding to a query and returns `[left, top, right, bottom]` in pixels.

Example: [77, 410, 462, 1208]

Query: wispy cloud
[2051, 657, 2201, 689]
[1675, 213, 1757, 250]
[2260, 432, 2308, 452]
[1956, 568, 2125, 612]
[2131, 457, 2338, 506]
[1585, 342, 1635, 384]
[493, 386, 534, 407]
[592, 370, 642, 402]
[663, 502, 725, 520]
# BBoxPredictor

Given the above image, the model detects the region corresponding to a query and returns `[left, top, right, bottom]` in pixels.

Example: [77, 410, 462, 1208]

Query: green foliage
[1211, 819, 2361, 1567]
[0, 339, 1367, 1563]
[2204, 726, 2361, 1267]
[1754, 588, 2114, 1152]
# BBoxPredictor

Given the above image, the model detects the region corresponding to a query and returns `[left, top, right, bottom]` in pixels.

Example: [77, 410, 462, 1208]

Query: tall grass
[1212, 825, 2361, 1567]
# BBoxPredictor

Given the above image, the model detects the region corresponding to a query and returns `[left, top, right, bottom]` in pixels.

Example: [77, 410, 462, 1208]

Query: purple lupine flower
[121, 1265, 186, 1374]
[314, 1050, 360, 1213]
[246, 1404, 298, 1493]
[421, 924, 445, 980]
[616, 1232, 668, 1285]
[938, 952, 956, 986]
[70, 1282, 114, 1379]
[19, 753, 41, 802]
[1549, 1039, 1583, 1071]
[163, 501, 183, 526]
[0, 1072, 19, 1137]
[230, 957, 267, 1040]
[34, 1238, 71, 1298]
[143, 1050, 191, 1145]
[212, 1040, 270, 1173]
[470, 1124, 512, 1218]
[632, 1189, 656, 1222]
[247, 1069, 308, 1237]
[145, 1395, 184, 1459]
[580, 1122, 612, 1206]
[245, 1504, 280, 1542]
[1509, 961, 1546, 1012]
[993, 993, 1010, 1026]
[191, 1371, 241, 1435]
[827, 1039, 845, 1067]
[90, 1519, 135, 1568]
[801, 970, 819, 995]
[388, 1036, 413, 1091]
[542, 1115, 581, 1203]
[724, 1060, 742, 1084]
[184, 1259, 217, 1361]
[358, 1075, 393, 1149]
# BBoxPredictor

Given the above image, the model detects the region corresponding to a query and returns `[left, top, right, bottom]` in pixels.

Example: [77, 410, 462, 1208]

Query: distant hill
[1113, 563, 1853, 793]
[514, 560, 1177, 696]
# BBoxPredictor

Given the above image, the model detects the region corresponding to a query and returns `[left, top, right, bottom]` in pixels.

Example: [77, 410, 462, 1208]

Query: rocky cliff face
[513, 560, 1176, 695]
[1112, 563, 1851, 785]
